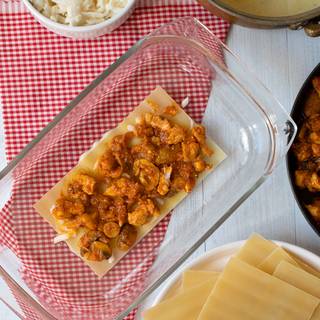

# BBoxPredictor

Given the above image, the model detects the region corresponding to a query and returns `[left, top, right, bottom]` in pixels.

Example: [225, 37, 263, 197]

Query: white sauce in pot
[220, 0, 320, 17]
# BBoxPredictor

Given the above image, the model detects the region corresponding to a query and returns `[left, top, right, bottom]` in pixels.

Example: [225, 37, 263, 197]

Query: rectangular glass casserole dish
[0, 17, 296, 320]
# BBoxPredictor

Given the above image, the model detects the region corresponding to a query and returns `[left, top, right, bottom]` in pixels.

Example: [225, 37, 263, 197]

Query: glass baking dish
[0, 17, 296, 320]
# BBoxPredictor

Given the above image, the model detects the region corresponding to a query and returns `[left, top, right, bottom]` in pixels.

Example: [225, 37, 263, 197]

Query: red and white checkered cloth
[0, 1, 229, 319]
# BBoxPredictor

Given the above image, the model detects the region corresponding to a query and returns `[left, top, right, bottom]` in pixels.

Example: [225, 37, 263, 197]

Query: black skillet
[287, 63, 320, 237]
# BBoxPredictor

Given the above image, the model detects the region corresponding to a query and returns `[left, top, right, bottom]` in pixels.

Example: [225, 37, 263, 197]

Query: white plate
[152, 240, 320, 305]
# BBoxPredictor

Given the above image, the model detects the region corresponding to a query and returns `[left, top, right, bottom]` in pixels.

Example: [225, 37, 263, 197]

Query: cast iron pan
[287, 63, 320, 237]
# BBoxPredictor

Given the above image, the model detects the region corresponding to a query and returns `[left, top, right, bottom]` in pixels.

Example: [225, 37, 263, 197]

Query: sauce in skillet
[220, 0, 320, 17]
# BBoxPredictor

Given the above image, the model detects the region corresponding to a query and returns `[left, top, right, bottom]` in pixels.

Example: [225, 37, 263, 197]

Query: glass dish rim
[0, 17, 296, 320]
[0, 16, 295, 179]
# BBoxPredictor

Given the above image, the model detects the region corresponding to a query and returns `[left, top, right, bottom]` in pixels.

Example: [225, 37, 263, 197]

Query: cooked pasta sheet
[34, 86, 227, 277]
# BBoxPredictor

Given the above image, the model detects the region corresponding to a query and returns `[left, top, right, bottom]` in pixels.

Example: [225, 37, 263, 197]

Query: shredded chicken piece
[200, 144, 213, 157]
[51, 102, 214, 260]
[161, 124, 186, 145]
[133, 159, 160, 191]
[156, 145, 182, 165]
[192, 125, 206, 144]
[307, 114, 320, 132]
[76, 173, 96, 195]
[182, 140, 200, 161]
[90, 193, 111, 213]
[308, 172, 320, 192]
[98, 150, 123, 178]
[99, 197, 127, 226]
[310, 131, 320, 144]
[295, 170, 311, 189]
[110, 132, 133, 153]
[79, 231, 112, 261]
[193, 158, 209, 173]
[192, 125, 213, 156]
[131, 141, 156, 162]
[117, 224, 137, 251]
[304, 90, 320, 117]
[171, 161, 197, 193]
[312, 143, 320, 157]
[52, 198, 85, 219]
[104, 177, 141, 199]
[98, 133, 133, 177]
[293, 142, 313, 162]
[128, 198, 159, 226]
[164, 104, 179, 116]
[306, 199, 320, 220]
[79, 212, 99, 230]
[135, 122, 154, 137]
[67, 181, 90, 205]
[157, 166, 172, 196]
[146, 98, 160, 112]
[298, 123, 308, 141]
[145, 113, 171, 131]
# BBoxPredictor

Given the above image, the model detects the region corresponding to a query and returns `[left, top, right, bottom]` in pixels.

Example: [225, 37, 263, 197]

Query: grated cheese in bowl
[29, 0, 128, 26]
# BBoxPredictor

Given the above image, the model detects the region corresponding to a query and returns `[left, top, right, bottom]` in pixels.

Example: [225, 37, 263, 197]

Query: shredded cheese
[53, 233, 70, 244]
[29, 0, 128, 26]
[181, 96, 190, 108]
[108, 255, 115, 264]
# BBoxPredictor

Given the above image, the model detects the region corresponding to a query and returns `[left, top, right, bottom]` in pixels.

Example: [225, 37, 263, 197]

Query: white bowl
[152, 240, 320, 305]
[21, 0, 136, 39]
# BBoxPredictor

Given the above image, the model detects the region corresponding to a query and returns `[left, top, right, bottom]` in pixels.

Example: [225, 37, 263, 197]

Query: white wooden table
[1, 24, 320, 319]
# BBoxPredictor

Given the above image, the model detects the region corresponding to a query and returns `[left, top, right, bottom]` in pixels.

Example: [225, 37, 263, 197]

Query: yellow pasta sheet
[143, 278, 217, 320]
[182, 270, 220, 290]
[273, 261, 320, 299]
[197, 258, 319, 320]
[289, 253, 320, 278]
[273, 261, 320, 320]
[33, 86, 227, 277]
[236, 233, 277, 266]
[311, 306, 320, 320]
[159, 270, 220, 302]
[237, 234, 320, 278]
[258, 247, 299, 274]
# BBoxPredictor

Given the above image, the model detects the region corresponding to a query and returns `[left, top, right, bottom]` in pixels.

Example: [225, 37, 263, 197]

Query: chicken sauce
[51, 103, 213, 262]
[292, 77, 320, 225]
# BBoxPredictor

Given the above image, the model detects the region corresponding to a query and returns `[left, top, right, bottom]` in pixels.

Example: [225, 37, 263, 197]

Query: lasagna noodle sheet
[182, 270, 220, 290]
[273, 261, 320, 300]
[258, 247, 299, 274]
[197, 258, 319, 320]
[34, 86, 227, 277]
[273, 261, 320, 320]
[143, 278, 217, 320]
[235, 233, 278, 267]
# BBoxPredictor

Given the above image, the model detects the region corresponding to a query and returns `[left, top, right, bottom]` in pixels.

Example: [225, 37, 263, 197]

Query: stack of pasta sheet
[143, 234, 320, 320]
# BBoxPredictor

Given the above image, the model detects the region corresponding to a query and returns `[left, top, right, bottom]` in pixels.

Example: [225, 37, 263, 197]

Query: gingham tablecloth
[0, 1, 229, 319]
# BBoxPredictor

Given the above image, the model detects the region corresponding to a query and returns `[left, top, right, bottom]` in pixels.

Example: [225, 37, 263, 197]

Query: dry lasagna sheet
[34, 86, 227, 277]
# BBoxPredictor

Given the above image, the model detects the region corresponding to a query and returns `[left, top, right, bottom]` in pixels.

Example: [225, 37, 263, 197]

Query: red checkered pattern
[0, 1, 229, 319]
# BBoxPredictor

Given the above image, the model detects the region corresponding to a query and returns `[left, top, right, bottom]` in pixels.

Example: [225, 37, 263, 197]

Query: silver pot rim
[211, 0, 320, 27]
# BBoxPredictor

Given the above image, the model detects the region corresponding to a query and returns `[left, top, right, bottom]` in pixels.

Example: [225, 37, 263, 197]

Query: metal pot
[197, 0, 320, 37]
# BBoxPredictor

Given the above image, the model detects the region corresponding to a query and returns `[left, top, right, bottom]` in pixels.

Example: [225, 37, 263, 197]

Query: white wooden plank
[204, 26, 297, 250]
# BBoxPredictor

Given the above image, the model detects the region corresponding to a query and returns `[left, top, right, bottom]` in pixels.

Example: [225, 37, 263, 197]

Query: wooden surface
[207, 24, 320, 254]
[1, 24, 320, 319]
